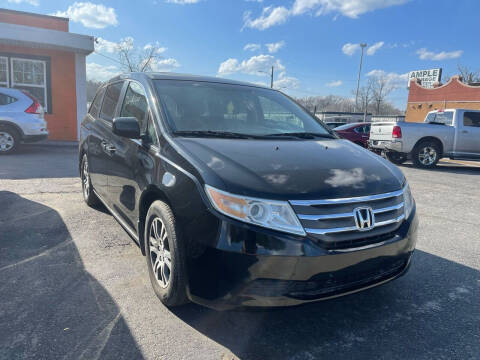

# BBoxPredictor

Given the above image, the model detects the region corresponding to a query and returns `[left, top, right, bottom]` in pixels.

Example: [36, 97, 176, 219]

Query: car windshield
[333, 123, 355, 130]
[154, 80, 332, 138]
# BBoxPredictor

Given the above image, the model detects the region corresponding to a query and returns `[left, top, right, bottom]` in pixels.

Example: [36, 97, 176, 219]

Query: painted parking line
[440, 159, 480, 168]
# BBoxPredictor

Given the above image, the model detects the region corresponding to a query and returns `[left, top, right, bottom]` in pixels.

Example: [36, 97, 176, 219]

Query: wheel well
[0, 121, 24, 138]
[138, 187, 172, 256]
[413, 136, 444, 156]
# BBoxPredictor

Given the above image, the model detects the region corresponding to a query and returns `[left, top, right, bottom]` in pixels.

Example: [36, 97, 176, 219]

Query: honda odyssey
[79, 73, 418, 309]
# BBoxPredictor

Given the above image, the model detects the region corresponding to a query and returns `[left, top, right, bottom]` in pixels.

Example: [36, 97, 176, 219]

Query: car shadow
[172, 250, 479, 360]
[0, 191, 144, 359]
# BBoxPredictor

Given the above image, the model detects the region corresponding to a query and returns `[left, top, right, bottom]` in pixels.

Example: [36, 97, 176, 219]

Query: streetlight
[258, 66, 274, 88]
[354, 43, 367, 112]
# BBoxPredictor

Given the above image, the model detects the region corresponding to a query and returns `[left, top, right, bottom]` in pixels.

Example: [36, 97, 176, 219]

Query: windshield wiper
[263, 132, 335, 139]
[173, 130, 256, 139]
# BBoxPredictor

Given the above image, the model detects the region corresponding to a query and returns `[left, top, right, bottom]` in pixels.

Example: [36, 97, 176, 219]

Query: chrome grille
[290, 188, 406, 248]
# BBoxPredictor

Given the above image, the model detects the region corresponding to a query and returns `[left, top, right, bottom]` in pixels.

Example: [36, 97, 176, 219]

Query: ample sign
[407, 68, 442, 88]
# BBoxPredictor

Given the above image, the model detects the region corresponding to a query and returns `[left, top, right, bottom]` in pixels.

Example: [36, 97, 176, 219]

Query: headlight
[205, 185, 306, 236]
[403, 182, 414, 219]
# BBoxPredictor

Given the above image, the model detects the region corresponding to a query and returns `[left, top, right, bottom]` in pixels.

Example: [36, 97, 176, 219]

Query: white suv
[0, 87, 48, 154]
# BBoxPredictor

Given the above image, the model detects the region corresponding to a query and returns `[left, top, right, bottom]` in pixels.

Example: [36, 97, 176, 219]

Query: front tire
[412, 141, 440, 169]
[80, 154, 99, 206]
[0, 126, 20, 155]
[145, 201, 189, 307]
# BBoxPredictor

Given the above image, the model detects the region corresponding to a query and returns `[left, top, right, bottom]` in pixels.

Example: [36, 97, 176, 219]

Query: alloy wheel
[82, 157, 90, 198]
[418, 146, 437, 166]
[0, 131, 14, 152]
[149, 217, 172, 288]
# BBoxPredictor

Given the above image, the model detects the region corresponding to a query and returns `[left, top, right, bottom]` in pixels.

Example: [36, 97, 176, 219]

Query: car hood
[175, 137, 404, 200]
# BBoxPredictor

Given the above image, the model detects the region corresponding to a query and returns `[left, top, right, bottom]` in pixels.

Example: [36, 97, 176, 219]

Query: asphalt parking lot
[1, 145, 479, 360]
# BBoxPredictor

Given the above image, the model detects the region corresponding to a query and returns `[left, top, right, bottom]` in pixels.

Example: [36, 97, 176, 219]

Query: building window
[10, 58, 48, 111]
[0, 57, 8, 87]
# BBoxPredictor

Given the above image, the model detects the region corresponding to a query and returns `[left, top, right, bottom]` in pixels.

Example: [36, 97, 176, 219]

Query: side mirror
[112, 117, 141, 139]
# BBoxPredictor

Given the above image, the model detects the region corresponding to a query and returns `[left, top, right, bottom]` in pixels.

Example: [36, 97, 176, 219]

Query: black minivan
[80, 73, 418, 309]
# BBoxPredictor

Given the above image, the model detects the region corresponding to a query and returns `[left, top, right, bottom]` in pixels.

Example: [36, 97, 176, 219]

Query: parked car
[334, 122, 371, 147]
[369, 109, 480, 168]
[0, 87, 48, 154]
[80, 73, 418, 310]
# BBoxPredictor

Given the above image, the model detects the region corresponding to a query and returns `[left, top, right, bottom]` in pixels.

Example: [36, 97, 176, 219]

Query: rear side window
[89, 87, 105, 117]
[425, 111, 454, 125]
[0, 93, 17, 106]
[355, 124, 370, 134]
[100, 82, 124, 122]
[120, 82, 148, 133]
[463, 112, 480, 128]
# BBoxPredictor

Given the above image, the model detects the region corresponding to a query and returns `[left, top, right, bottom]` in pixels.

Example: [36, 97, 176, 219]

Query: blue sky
[3, 0, 479, 108]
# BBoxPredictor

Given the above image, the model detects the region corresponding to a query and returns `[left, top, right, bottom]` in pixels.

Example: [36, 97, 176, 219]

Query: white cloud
[218, 59, 239, 75]
[95, 37, 119, 53]
[367, 69, 408, 89]
[149, 58, 180, 72]
[342, 43, 360, 56]
[416, 48, 463, 61]
[86, 63, 120, 81]
[218, 54, 285, 76]
[274, 72, 299, 90]
[218, 56, 298, 90]
[52, 2, 118, 29]
[292, 0, 409, 18]
[244, 43, 261, 51]
[244, 0, 409, 30]
[166, 0, 200, 3]
[243, 6, 290, 30]
[366, 41, 384, 55]
[144, 43, 168, 54]
[266, 40, 285, 53]
[7, 0, 39, 6]
[326, 80, 343, 87]
[342, 42, 384, 56]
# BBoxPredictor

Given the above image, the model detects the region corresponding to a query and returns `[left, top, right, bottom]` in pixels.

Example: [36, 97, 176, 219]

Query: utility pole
[270, 66, 274, 88]
[354, 43, 367, 112]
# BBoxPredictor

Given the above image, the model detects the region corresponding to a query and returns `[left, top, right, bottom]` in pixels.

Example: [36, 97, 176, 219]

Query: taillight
[22, 91, 42, 114]
[392, 126, 402, 139]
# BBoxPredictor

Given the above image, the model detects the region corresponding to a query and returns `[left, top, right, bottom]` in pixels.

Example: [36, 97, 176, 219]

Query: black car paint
[79, 73, 417, 309]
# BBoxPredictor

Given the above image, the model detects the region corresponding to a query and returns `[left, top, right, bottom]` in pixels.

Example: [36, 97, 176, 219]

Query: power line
[93, 51, 126, 67]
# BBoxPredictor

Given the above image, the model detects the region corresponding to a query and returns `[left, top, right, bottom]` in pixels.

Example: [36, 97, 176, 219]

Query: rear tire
[386, 152, 407, 165]
[80, 154, 100, 206]
[145, 200, 189, 307]
[0, 126, 20, 155]
[412, 141, 440, 169]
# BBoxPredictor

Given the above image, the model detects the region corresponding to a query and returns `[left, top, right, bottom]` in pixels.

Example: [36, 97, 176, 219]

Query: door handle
[101, 139, 116, 153]
[461, 130, 469, 134]
[105, 144, 116, 153]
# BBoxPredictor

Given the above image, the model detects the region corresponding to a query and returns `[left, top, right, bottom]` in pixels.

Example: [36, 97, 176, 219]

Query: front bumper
[187, 207, 418, 310]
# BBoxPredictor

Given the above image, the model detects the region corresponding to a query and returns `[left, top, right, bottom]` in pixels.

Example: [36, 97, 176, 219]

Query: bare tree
[295, 91, 403, 115]
[370, 73, 395, 115]
[116, 38, 164, 72]
[456, 64, 480, 84]
[86, 80, 102, 102]
[356, 78, 374, 114]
